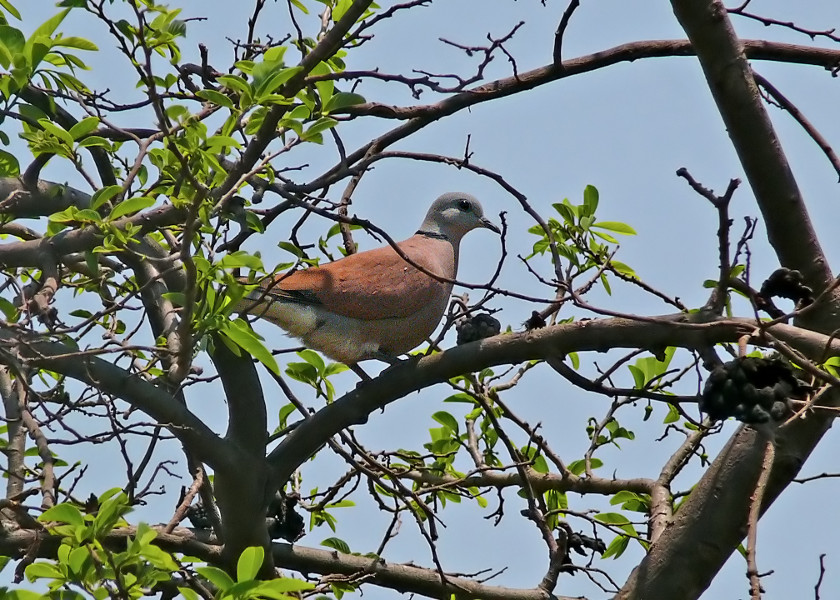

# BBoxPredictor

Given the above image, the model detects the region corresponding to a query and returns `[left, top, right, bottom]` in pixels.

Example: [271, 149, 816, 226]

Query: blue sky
[5, 1, 840, 598]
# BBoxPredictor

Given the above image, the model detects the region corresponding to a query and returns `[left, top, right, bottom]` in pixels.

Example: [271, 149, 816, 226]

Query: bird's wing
[258, 236, 456, 321]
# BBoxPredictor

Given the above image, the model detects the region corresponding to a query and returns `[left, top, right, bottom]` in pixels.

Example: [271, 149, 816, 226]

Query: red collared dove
[238, 193, 499, 365]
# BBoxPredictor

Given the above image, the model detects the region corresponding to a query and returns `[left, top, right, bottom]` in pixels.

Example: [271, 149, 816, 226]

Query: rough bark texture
[616, 2, 840, 598]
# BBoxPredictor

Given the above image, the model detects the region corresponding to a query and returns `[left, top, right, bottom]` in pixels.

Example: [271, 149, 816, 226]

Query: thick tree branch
[0, 178, 92, 218]
[0, 204, 185, 269]
[267, 314, 840, 484]
[0, 525, 580, 600]
[211, 337, 267, 456]
[399, 467, 653, 496]
[616, 2, 840, 598]
[670, 1, 830, 293]
[315, 38, 840, 192]
[209, 337, 274, 572]
[0, 326, 232, 472]
[272, 542, 573, 600]
[339, 39, 840, 121]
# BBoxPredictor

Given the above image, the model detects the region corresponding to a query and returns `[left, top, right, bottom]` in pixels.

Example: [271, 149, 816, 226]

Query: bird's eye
[457, 199, 471, 211]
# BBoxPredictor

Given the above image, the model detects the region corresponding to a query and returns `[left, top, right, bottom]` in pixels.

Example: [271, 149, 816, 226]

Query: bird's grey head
[418, 192, 500, 241]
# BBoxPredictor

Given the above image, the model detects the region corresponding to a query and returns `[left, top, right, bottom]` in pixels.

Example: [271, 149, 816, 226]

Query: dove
[238, 192, 499, 366]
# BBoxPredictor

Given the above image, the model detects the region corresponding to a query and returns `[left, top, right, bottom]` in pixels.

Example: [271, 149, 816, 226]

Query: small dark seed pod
[773, 381, 792, 400]
[742, 383, 758, 403]
[706, 367, 728, 386]
[757, 386, 776, 409]
[770, 400, 790, 422]
[747, 405, 770, 424]
[722, 379, 739, 402]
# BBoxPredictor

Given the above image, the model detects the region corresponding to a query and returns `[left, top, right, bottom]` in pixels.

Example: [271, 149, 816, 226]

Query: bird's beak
[481, 218, 501, 234]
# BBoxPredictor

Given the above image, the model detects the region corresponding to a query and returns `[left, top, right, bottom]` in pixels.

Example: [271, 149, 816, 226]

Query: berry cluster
[556, 521, 606, 574]
[701, 357, 808, 425]
[760, 268, 814, 307]
[186, 502, 212, 530]
[267, 492, 305, 542]
[456, 313, 501, 345]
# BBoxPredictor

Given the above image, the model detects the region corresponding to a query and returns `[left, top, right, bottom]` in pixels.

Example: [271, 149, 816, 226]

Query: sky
[5, 1, 840, 599]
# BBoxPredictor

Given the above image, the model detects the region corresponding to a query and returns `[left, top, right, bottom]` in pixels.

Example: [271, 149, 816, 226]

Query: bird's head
[419, 192, 500, 241]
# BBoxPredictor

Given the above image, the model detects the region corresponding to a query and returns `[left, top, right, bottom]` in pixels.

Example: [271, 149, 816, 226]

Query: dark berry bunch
[760, 268, 814, 307]
[557, 521, 606, 574]
[186, 502, 212, 530]
[701, 357, 808, 425]
[456, 313, 501, 345]
[267, 492, 305, 542]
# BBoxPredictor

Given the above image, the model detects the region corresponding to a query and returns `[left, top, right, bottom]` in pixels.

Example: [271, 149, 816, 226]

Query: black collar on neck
[416, 229, 448, 240]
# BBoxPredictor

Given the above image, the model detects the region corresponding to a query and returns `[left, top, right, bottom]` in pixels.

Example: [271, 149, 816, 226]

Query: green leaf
[206, 134, 241, 152]
[663, 403, 680, 424]
[276, 403, 296, 429]
[594, 512, 630, 525]
[309, 61, 333, 106]
[627, 365, 645, 389]
[4, 591, 44, 600]
[551, 202, 574, 224]
[24, 561, 63, 581]
[443, 392, 476, 404]
[611, 260, 637, 278]
[134, 521, 157, 546]
[51, 36, 97, 51]
[223, 319, 280, 375]
[0, 149, 19, 176]
[77, 135, 111, 149]
[39, 118, 74, 146]
[217, 251, 263, 271]
[197, 88, 234, 109]
[0, 0, 21, 20]
[322, 91, 364, 114]
[90, 185, 122, 210]
[0, 296, 17, 320]
[333, 0, 353, 20]
[321, 537, 351, 553]
[286, 104, 310, 120]
[301, 116, 337, 141]
[323, 362, 348, 377]
[217, 74, 251, 96]
[285, 361, 317, 384]
[93, 491, 130, 535]
[297, 348, 325, 373]
[39, 503, 84, 527]
[0, 26, 25, 66]
[68, 116, 99, 140]
[567, 457, 603, 476]
[255, 65, 302, 99]
[601, 534, 630, 559]
[178, 588, 200, 600]
[237, 546, 264, 582]
[431, 411, 459, 434]
[196, 566, 235, 592]
[582, 184, 599, 216]
[31, 8, 69, 40]
[254, 578, 315, 595]
[591, 221, 637, 235]
[109, 196, 155, 220]
[68, 546, 90, 576]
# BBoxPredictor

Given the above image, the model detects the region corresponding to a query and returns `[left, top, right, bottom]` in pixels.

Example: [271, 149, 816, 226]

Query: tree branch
[0, 326, 232, 472]
[267, 314, 840, 484]
[670, 1, 830, 295]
